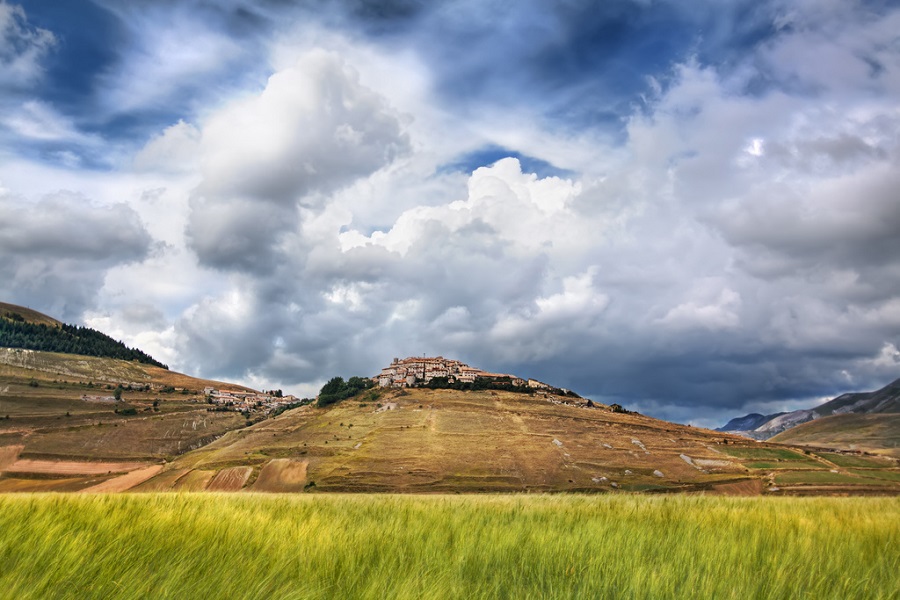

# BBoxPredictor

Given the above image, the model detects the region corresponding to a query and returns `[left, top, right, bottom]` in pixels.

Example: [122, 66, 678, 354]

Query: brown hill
[0, 349, 259, 492]
[0, 302, 62, 327]
[139, 386, 900, 495]
[1, 305, 897, 495]
[0, 348, 252, 391]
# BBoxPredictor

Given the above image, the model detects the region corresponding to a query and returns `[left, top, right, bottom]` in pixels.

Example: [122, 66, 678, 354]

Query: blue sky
[2, 0, 900, 427]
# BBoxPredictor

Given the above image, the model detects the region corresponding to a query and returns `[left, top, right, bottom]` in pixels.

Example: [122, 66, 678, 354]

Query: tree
[113, 386, 123, 401]
[320, 377, 346, 396]
[317, 375, 375, 407]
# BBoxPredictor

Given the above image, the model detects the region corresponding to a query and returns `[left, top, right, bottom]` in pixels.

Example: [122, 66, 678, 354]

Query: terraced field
[1, 349, 897, 496]
[136, 387, 900, 495]
[0, 351, 253, 491]
[719, 445, 900, 495]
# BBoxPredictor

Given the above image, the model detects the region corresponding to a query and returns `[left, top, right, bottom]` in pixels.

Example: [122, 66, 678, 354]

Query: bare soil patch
[207, 466, 253, 491]
[81, 465, 163, 493]
[0, 476, 111, 492]
[0, 445, 23, 470]
[252, 459, 308, 492]
[5, 459, 147, 476]
[707, 478, 764, 496]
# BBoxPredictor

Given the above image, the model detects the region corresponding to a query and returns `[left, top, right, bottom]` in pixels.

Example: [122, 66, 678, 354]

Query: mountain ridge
[718, 378, 900, 447]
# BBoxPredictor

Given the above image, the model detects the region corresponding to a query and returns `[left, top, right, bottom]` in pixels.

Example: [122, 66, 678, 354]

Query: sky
[2, 0, 899, 427]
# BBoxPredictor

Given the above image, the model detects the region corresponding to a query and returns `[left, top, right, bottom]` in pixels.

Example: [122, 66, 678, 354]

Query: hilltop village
[377, 356, 553, 390]
[203, 387, 301, 414]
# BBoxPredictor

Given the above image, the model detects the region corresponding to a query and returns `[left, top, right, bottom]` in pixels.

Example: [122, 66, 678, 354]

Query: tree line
[423, 375, 579, 397]
[0, 318, 168, 369]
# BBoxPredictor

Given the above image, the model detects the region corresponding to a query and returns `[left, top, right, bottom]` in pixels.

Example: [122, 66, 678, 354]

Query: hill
[1, 305, 897, 496]
[135, 386, 899, 495]
[0, 348, 261, 492]
[718, 378, 900, 445]
[0, 302, 62, 327]
[0, 302, 167, 368]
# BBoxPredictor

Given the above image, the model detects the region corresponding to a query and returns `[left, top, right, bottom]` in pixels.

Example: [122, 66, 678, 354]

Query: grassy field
[0, 494, 896, 600]
[743, 460, 826, 470]
[773, 470, 888, 486]
[817, 452, 894, 468]
[849, 469, 900, 482]
[718, 447, 809, 461]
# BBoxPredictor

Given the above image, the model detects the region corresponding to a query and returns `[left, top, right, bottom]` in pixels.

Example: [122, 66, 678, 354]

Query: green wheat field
[0, 494, 897, 599]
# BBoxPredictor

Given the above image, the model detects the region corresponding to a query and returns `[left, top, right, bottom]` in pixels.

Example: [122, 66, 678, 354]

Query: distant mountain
[718, 378, 900, 442]
[716, 413, 784, 433]
[0, 302, 168, 369]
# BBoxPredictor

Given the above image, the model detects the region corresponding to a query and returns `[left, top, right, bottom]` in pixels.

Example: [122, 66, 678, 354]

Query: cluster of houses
[203, 387, 299, 413]
[376, 356, 554, 389]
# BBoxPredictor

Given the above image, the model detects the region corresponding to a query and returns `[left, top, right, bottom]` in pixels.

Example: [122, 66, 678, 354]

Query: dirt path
[80, 465, 164, 493]
[5, 459, 147, 476]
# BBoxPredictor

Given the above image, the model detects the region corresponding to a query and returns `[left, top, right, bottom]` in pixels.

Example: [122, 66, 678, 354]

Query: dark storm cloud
[0, 192, 153, 321]
[187, 198, 294, 274]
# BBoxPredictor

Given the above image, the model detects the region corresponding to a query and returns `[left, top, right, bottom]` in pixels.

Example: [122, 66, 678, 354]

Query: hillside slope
[0, 348, 259, 492]
[769, 413, 900, 457]
[0, 302, 62, 327]
[0, 302, 167, 368]
[139, 386, 899, 495]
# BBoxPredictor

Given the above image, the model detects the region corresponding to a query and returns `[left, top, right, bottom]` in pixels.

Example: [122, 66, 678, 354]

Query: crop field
[718, 447, 811, 461]
[742, 460, 826, 470]
[818, 452, 894, 468]
[773, 470, 888, 486]
[849, 469, 900, 482]
[0, 494, 896, 600]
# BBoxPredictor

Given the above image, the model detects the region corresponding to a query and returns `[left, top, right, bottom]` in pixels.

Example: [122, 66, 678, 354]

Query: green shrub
[317, 376, 375, 407]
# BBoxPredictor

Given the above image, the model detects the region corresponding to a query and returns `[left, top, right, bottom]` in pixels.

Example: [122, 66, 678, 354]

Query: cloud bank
[1, 0, 899, 426]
